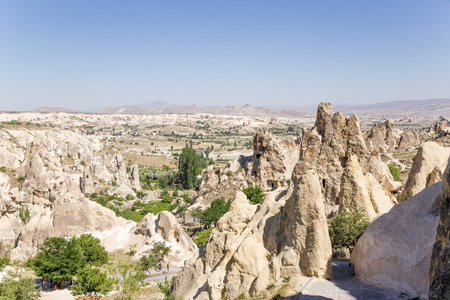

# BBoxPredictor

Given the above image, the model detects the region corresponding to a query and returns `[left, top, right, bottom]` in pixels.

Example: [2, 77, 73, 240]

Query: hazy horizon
[1, 1, 449, 111]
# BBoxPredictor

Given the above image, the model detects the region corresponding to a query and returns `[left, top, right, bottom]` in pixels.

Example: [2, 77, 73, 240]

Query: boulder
[429, 158, 450, 299]
[399, 142, 450, 202]
[351, 181, 442, 298]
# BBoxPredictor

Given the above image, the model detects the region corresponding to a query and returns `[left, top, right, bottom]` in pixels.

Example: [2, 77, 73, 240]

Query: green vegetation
[178, 144, 209, 189]
[0, 256, 10, 270]
[109, 261, 145, 300]
[194, 228, 213, 247]
[0, 272, 40, 300]
[139, 241, 171, 274]
[200, 197, 231, 227]
[242, 184, 265, 204]
[77, 234, 109, 266]
[328, 210, 370, 254]
[158, 276, 182, 300]
[71, 266, 113, 297]
[388, 163, 402, 182]
[19, 207, 30, 224]
[0, 166, 6, 173]
[29, 237, 84, 282]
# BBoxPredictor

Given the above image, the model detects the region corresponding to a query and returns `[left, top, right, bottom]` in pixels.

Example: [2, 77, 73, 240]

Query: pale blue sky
[0, 1, 449, 111]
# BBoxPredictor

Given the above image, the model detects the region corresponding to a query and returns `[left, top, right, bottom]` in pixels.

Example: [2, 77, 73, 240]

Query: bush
[77, 234, 109, 266]
[0, 256, 10, 270]
[0, 272, 40, 300]
[194, 228, 213, 247]
[328, 210, 370, 254]
[242, 184, 265, 204]
[388, 163, 402, 182]
[200, 198, 231, 227]
[71, 266, 113, 297]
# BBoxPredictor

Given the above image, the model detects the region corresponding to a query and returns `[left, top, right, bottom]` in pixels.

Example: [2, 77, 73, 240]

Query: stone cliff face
[170, 171, 332, 299]
[366, 120, 398, 153]
[351, 181, 442, 298]
[399, 142, 450, 202]
[196, 130, 300, 206]
[294, 102, 395, 216]
[429, 158, 450, 300]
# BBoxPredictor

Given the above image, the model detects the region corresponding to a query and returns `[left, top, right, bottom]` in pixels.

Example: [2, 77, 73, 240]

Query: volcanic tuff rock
[399, 142, 450, 202]
[196, 131, 299, 206]
[294, 102, 395, 216]
[170, 170, 332, 299]
[429, 118, 450, 137]
[366, 120, 398, 153]
[338, 156, 395, 220]
[397, 130, 420, 151]
[351, 181, 443, 299]
[429, 158, 450, 300]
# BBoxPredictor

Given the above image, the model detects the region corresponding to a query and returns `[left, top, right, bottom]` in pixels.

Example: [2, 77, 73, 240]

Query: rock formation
[294, 102, 395, 216]
[366, 120, 398, 153]
[351, 181, 443, 298]
[429, 118, 450, 137]
[196, 131, 299, 206]
[429, 158, 450, 299]
[171, 169, 333, 299]
[397, 130, 420, 151]
[399, 142, 450, 202]
[338, 156, 394, 220]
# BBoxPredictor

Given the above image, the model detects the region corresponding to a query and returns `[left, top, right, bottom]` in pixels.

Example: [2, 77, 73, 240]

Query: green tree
[29, 237, 84, 282]
[201, 198, 231, 227]
[0, 272, 40, 300]
[71, 266, 113, 297]
[178, 145, 208, 189]
[77, 234, 109, 266]
[139, 254, 158, 275]
[151, 241, 171, 261]
[328, 210, 370, 254]
[242, 184, 265, 204]
[110, 261, 145, 300]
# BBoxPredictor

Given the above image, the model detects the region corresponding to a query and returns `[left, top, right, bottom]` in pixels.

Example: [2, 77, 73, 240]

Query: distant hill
[332, 99, 450, 119]
[96, 103, 314, 118]
[33, 106, 83, 113]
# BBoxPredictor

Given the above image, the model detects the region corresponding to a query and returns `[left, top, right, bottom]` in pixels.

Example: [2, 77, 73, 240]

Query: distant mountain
[33, 106, 83, 113]
[134, 101, 174, 109]
[96, 103, 314, 118]
[332, 99, 450, 118]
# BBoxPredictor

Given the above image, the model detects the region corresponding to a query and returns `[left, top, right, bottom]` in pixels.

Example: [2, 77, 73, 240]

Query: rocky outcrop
[196, 132, 300, 206]
[80, 167, 94, 194]
[338, 156, 394, 220]
[157, 211, 197, 254]
[397, 130, 420, 151]
[367, 120, 398, 153]
[294, 102, 394, 216]
[171, 170, 332, 299]
[247, 129, 300, 191]
[429, 158, 450, 299]
[399, 142, 450, 202]
[129, 164, 141, 191]
[351, 181, 442, 299]
[429, 118, 450, 137]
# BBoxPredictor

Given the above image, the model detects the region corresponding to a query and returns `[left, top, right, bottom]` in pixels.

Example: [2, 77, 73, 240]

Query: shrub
[328, 210, 369, 254]
[0, 272, 40, 300]
[19, 207, 30, 224]
[242, 184, 265, 204]
[194, 228, 213, 247]
[388, 163, 402, 182]
[71, 266, 113, 297]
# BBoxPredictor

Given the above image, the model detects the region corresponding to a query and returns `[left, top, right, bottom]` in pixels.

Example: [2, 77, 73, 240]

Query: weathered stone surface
[429, 158, 450, 300]
[367, 120, 398, 153]
[80, 167, 94, 194]
[171, 171, 333, 299]
[429, 118, 450, 137]
[399, 142, 450, 202]
[130, 164, 141, 191]
[157, 211, 197, 254]
[351, 181, 442, 299]
[294, 102, 392, 216]
[397, 130, 420, 151]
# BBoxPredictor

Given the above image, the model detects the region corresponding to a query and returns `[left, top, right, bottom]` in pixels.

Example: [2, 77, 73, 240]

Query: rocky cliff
[429, 158, 450, 300]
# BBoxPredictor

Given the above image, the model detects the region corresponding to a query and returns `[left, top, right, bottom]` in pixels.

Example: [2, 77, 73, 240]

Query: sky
[0, 0, 449, 112]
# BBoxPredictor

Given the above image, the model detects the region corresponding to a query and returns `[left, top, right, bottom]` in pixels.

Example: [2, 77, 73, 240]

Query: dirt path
[297, 261, 406, 300]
